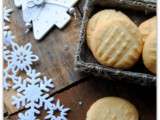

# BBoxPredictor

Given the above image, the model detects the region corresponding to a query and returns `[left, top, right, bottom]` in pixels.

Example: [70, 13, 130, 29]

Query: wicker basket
[75, 0, 157, 86]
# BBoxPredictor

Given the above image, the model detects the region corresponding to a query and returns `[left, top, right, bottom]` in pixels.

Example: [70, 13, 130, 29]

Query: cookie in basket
[139, 16, 157, 42]
[142, 30, 156, 74]
[87, 10, 143, 69]
[86, 97, 139, 120]
[87, 10, 134, 43]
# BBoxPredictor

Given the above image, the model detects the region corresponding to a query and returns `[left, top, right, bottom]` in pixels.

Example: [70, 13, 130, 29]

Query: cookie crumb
[78, 101, 83, 106]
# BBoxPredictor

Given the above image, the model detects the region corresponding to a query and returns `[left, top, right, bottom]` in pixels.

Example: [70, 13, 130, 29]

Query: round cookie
[87, 10, 143, 69]
[86, 97, 139, 120]
[139, 16, 157, 42]
[143, 31, 156, 74]
[87, 10, 134, 44]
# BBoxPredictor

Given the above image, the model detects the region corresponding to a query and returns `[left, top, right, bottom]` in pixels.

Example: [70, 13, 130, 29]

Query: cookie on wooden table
[139, 16, 157, 42]
[142, 31, 156, 74]
[87, 10, 143, 69]
[86, 97, 139, 120]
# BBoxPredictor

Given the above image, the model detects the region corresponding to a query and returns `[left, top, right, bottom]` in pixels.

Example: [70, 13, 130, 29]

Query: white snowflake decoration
[3, 42, 39, 90]
[4, 42, 39, 73]
[45, 99, 70, 120]
[3, 23, 10, 31]
[12, 70, 56, 119]
[13, 0, 78, 40]
[3, 7, 13, 22]
[3, 46, 13, 90]
[3, 28, 15, 46]
[3, 46, 11, 62]
[3, 6, 70, 118]
[3, 65, 12, 90]
[3, 7, 15, 46]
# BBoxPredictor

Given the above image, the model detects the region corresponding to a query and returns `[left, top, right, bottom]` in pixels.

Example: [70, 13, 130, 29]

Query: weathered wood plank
[4, 105, 8, 117]
[4, 90, 18, 114]
[9, 78, 156, 120]
[4, 0, 85, 114]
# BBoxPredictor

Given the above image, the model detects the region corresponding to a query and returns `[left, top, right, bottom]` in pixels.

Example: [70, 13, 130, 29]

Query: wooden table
[4, 0, 156, 120]
[7, 77, 156, 120]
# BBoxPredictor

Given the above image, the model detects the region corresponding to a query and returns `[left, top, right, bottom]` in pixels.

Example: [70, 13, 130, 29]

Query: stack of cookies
[86, 10, 157, 74]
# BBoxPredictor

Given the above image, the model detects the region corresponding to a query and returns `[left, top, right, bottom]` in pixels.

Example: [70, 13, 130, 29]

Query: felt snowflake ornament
[3, 7, 13, 22]
[45, 99, 70, 120]
[3, 23, 10, 31]
[3, 46, 12, 90]
[3, 46, 11, 62]
[4, 42, 39, 73]
[11, 69, 55, 120]
[3, 46, 13, 90]
[13, 0, 78, 40]
[3, 28, 15, 46]
[3, 7, 15, 46]
[3, 65, 12, 90]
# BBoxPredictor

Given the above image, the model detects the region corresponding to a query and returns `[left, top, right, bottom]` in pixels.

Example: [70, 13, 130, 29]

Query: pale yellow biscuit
[86, 97, 139, 120]
[139, 16, 157, 42]
[143, 31, 156, 74]
[87, 10, 143, 69]
[87, 10, 134, 43]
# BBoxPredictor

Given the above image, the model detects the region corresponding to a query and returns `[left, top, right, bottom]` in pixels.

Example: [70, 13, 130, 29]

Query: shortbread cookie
[86, 97, 139, 120]
[139, 16, 157, 42]
[87, 10, 143, 69]
[143, 31, 156, 74]
[87, 10, 134, 43]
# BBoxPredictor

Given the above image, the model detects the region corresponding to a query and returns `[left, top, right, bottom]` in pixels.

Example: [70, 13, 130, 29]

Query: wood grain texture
[4, 90, 18, 115]
[9, 78, 156, 120]
[4, 1, 156, 120]
[4, 0, 85, 114]
[4, 105, 8, 117]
